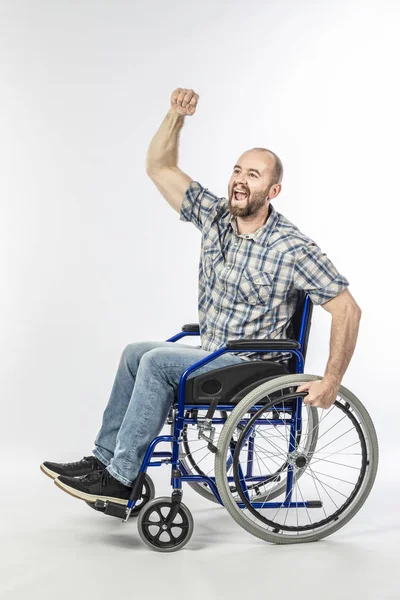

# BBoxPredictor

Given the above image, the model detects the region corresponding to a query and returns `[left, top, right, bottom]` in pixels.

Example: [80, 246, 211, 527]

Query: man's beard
[228, 186, 271, 218]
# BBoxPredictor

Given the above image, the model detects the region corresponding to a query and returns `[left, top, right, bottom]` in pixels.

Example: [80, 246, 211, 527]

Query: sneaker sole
[40, 463, 61, 480]
[54, 478, 129, 505]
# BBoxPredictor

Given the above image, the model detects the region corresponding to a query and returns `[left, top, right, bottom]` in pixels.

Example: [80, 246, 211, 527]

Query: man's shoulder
[271, 210, 315, 255]
[199, 185, 229, 216]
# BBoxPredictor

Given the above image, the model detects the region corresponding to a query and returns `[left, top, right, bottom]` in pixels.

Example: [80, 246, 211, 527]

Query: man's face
[228, 152, 277, 218]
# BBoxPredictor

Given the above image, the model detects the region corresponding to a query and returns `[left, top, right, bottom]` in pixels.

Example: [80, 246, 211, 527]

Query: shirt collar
[228, 202, 279, 246]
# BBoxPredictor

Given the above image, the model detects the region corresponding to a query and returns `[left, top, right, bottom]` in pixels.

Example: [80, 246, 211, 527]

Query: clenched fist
[170, 88, 199, 116]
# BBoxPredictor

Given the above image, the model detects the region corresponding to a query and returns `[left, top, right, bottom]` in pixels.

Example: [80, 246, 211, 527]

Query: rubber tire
[215, 374, 379, 545]
[137, 496, 194, 552]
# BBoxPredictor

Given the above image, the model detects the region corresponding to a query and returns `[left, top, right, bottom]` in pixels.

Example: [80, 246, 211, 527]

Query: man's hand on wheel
[296, 378, 340, 410]
[170, 88, 199, 116]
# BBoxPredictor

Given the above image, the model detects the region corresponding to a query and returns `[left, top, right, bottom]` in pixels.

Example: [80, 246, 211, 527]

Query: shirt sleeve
[180, 181, 225, 232]
[293, 241, 350, 305]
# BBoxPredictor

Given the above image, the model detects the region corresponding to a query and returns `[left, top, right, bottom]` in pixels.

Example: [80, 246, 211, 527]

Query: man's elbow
[345, 302, 362, 319]
[321, 289, 362, 316]
[351, 299, 362, 318]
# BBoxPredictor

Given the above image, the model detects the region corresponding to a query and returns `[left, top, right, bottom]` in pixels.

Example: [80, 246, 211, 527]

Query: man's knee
[142, 347, 177, 367]
[121, 341, 174, 369]
[138, 348, 184, 389]
[121, 342, 139, 362]
[120, 342, 151, 372]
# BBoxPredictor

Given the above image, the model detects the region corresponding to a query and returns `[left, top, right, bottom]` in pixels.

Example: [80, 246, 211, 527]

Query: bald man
[41, 88, 361, 508]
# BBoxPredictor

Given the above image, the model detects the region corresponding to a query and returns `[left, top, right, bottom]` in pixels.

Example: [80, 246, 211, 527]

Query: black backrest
[288, 291, 314, 373]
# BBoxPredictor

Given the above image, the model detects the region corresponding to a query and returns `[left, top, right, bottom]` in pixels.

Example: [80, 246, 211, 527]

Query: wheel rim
[215, 375, 378, 543]
[232, 394, 367, 532]
[138, 499, 193, 550]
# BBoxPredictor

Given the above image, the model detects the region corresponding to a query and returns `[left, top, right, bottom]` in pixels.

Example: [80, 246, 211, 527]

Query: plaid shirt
[180, 181, 349, 363]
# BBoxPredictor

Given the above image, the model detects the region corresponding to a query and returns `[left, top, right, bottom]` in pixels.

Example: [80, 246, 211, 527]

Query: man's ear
[270, 184, 282, 199]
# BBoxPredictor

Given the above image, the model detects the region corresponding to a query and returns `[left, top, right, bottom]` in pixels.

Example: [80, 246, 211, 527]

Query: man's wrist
[323, 373, 341, 388]
[168, 108, 185, 120]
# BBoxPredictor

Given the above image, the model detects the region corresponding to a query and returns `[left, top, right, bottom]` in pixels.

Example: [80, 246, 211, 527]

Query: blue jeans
[92, 341, 244, 486]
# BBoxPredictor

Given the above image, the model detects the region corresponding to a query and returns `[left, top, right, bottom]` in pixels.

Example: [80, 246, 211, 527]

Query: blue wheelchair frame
[125, 295, 313, 513]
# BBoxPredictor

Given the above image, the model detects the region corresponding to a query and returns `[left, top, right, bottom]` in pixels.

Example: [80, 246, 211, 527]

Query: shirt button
[254, 278, 260, 283]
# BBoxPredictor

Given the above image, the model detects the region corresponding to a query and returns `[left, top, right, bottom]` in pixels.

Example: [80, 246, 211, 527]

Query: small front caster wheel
[86, 473, 155, 517]
[137, 496, 194, 552]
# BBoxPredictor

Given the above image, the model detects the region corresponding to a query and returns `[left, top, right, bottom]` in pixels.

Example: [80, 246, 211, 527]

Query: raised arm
[146, 88, 200, 213]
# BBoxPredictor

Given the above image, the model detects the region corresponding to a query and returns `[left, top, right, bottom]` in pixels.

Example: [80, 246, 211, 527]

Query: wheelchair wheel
[175, 401, 319, 505]
[215, 374, 379, 544]
[137, 497, 194, 552]
[85, 473, 155, 517]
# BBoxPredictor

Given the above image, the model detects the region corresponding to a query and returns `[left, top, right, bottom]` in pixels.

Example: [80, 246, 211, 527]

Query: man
[41, 87, 362, 507]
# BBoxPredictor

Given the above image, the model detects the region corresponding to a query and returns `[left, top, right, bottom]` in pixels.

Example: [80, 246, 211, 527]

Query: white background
[1, 1, 399, 598]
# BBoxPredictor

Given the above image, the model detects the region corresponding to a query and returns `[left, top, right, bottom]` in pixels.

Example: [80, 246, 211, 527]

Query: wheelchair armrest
[226, 338, 300, 350]
[181, 323, 200, 333]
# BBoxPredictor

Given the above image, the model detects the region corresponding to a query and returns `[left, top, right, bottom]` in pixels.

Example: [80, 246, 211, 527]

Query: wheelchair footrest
[94, 499, 128, 518]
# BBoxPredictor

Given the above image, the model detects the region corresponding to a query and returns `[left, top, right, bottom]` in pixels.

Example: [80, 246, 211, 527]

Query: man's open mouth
[234, 191, 248, 201]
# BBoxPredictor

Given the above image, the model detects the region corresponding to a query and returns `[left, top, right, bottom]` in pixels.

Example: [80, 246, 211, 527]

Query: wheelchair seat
[182, 359, 290, 405]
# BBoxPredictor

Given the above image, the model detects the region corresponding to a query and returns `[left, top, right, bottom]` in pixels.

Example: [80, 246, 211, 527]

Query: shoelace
[76, 469, 109, 485]
[65, 456, 94, 468]
[100, 470, 111, 488]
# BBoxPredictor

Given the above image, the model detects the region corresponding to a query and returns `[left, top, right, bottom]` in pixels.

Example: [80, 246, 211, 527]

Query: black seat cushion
[179, 360, 291, 405]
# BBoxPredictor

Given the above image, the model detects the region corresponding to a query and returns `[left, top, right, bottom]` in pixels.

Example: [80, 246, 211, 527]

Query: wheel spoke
[154, 528, 164, 542]
[216, 384, 373, 538]
[312, 426, 356, 456]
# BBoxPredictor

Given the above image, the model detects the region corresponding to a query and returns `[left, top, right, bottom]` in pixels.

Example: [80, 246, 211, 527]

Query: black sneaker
[40, 456, 106, 480]
[54, 469, 133, 505]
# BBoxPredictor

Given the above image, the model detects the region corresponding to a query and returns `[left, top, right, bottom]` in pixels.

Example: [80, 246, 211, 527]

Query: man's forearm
[146, 109, 185, 172]
[323, 309, 362, 387]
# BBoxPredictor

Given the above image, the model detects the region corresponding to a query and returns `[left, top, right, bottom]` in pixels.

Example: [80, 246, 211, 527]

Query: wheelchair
[89, 291, 378, 552]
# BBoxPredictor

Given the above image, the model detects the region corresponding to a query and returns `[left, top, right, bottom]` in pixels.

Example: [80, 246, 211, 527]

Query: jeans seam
[117, 355, 179, 478]
[93, 449, 111, 467]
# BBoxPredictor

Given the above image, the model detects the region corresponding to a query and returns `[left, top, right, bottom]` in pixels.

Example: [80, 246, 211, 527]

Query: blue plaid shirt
[180, 181, 349, 363]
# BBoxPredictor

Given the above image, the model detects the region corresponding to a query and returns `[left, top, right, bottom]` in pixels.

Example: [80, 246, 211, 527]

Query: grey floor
[1, 457, 398, 600]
